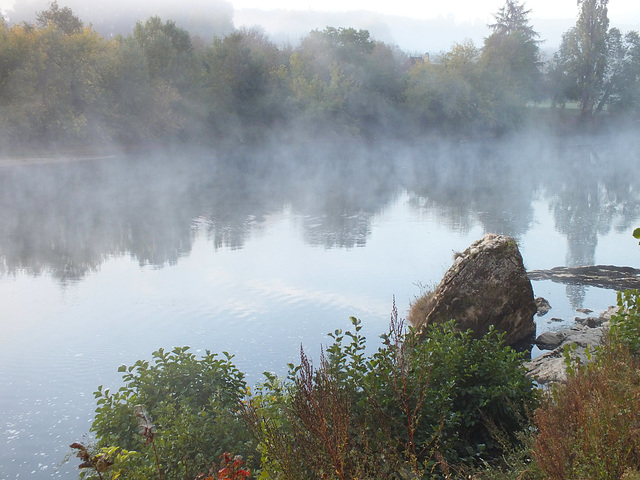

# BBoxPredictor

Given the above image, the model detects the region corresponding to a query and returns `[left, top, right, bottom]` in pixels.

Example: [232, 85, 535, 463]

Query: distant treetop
[488, 0, 539, 39]
[35, 1, 83, 35]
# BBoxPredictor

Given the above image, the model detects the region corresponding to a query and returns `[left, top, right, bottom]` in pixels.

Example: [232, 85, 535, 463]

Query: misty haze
[0, 0, 640, 479]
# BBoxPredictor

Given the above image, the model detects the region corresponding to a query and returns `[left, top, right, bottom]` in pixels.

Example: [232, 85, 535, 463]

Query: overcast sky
[228, 0, 636, 23]
[2, 0, 638, 52]
[2, 0, 639, 23]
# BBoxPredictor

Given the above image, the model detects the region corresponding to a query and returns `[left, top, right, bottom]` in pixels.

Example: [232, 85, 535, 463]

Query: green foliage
[91, 346, 255, 479]
[610, 289, 640, 354]
[244, 309, 537, 479]
[3, 3, 640, 148]
[551, 0, 610, 121]
[36, 1, 83, 35]
[70, 442, 144, 480]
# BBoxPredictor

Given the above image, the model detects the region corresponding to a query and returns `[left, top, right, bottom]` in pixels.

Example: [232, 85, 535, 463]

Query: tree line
[0, 0, 638, 150]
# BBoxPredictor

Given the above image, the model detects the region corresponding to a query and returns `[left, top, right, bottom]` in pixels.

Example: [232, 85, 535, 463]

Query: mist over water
[1, 133, 640, 478]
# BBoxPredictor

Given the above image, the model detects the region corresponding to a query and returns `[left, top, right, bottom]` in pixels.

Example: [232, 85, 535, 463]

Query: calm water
[1, 136, 639, 479]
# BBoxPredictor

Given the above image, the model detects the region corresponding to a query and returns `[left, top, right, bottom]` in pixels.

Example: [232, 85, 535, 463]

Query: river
[0, 135, 639, 479]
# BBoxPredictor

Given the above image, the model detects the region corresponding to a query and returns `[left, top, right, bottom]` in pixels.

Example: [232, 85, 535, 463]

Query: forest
[0, 0, 638, 151]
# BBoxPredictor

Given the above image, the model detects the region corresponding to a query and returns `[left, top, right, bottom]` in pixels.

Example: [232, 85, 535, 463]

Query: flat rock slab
[528, 265, 640, 290]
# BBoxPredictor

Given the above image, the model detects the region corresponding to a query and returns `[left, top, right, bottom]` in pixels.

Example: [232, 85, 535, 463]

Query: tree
[552, 0, 610, 122]
[35, 1, 83, 35]
[599, 29, 640, 118]
[482, 0, 542, 103]
[202, 29, 284, 137]
[488, 0, 538, 38]
[132, 16, 193, 85]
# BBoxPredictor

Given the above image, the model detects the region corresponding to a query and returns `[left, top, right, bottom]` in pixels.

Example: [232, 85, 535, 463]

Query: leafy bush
[244, 306, 537, 479]
[610, 288, 640, 354]
[89, 346, 255, 479]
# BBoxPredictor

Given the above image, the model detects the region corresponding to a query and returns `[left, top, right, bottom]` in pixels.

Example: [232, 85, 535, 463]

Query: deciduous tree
[35, 1, 83, 35]
[552, 0, 610, 122]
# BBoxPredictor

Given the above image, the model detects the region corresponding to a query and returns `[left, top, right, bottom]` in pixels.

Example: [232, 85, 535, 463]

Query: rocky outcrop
[413, 233, 537, 347]
[525, 308, 616, 384]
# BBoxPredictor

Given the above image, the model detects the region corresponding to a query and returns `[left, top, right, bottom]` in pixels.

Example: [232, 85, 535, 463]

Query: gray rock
[535, 331, 566, 350]
[527, 265, 640, 291]
[526, 323, 607, 384]
[413, 233, 537, 346]
[575, 316, 605, 328]
[535, 297, 551, 316]
[600, 305, 619, 321]
[564, 324, 605, 348]
[526, 347, 568, 384]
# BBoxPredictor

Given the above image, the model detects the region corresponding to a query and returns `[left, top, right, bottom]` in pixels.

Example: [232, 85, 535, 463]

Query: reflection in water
[0, 137, 639, 285]
[544, 142, 640, 308]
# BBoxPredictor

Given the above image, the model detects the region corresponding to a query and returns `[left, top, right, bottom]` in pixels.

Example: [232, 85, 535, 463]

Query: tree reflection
[403, 140, 538, 239]
[544, 142, 640, 308]
[0, 137, 638, 286]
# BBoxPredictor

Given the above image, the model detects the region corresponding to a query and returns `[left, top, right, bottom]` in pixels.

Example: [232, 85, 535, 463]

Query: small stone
[535, 297, 551, 316]
[577, 308, 593, 314]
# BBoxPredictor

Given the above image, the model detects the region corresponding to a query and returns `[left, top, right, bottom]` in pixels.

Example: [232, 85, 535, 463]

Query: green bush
[610, 289, 640, 355]
[89, 346, 255, 479]
[244, 307, 537, 479]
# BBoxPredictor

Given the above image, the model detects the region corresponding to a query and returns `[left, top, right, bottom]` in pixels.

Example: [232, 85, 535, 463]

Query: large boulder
[412, 233, 537, 346]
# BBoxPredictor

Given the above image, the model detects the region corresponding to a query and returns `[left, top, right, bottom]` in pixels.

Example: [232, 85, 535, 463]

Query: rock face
[414, 233, 537, 346]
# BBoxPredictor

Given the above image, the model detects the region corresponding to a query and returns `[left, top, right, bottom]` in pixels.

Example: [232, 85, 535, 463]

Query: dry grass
[532, 341, 640, 480]
[407, 290, 434, 327]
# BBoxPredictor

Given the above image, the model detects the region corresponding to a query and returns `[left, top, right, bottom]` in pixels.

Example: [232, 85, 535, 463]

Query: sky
[1, 0, 638, 23]
[1, 0, 638, 52]
[226, 0, 638, 23]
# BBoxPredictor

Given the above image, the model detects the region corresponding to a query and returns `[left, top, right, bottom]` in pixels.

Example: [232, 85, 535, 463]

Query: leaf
[634, 227, 640, 241]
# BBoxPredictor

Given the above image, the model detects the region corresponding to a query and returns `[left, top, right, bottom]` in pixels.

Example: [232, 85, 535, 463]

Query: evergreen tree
[482, 0, 542, 103]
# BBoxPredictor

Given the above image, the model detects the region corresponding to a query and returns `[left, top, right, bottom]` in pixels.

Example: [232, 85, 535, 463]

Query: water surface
[1, 136, 639, 478]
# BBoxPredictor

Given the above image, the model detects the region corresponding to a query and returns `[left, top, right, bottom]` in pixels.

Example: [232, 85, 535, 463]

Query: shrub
[89, 346, 255, 479]
[610, 288, 640, 354]
[244, 306, 537, 479]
